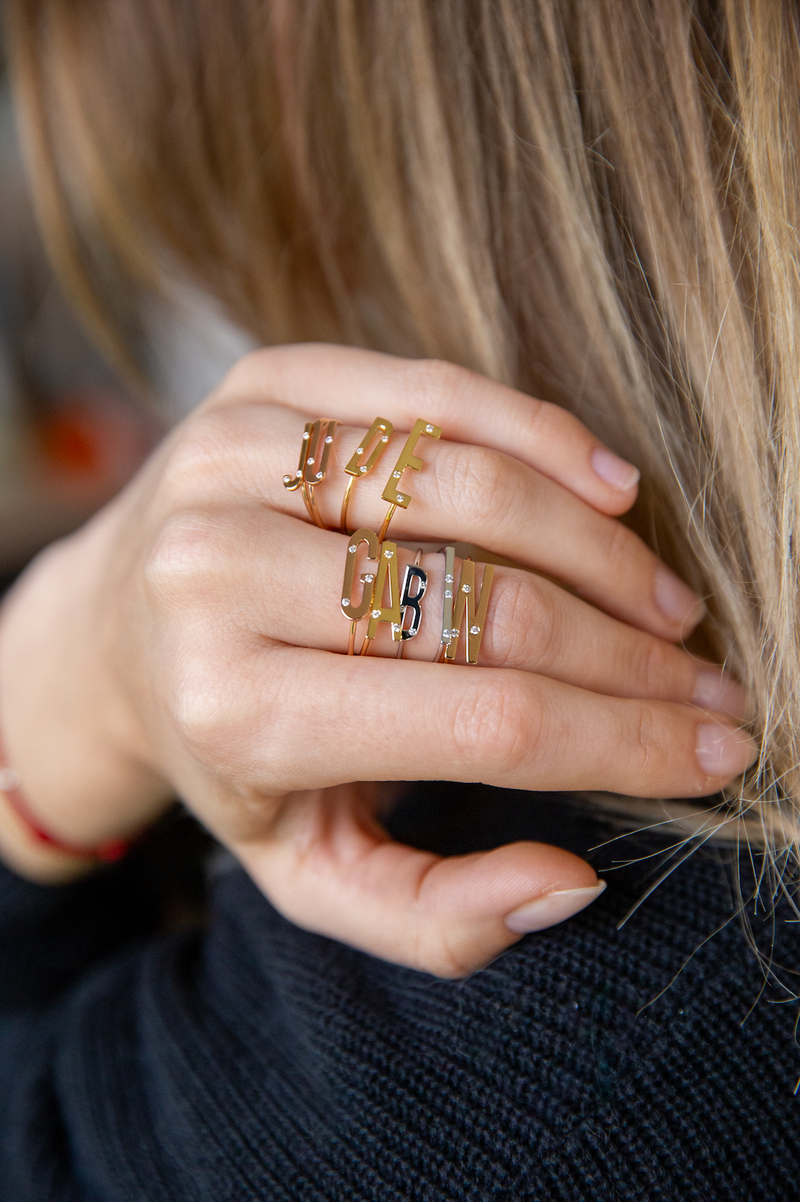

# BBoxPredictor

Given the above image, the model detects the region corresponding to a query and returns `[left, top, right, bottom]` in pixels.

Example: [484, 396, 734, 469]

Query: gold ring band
[341, 540, 494, 665]
[438, 548, 495, 665]
[283, 413, 495, 663]
[341, 418, 393, 534]
[283, 418, 340, 529]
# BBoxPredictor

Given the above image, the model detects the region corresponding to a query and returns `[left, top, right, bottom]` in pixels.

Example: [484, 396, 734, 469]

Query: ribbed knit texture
[1, 785, 799, 1201]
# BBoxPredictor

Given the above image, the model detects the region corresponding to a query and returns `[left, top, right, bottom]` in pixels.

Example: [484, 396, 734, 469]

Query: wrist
[0, 773, 101, 883]
[0, 514, 171, 877]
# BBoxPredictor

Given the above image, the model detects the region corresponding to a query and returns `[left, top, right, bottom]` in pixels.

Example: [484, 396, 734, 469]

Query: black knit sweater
[1, 784, 799, 1201]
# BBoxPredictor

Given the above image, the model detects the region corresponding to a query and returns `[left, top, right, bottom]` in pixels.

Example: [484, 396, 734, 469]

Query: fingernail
[693, 669, 750, 719]
[591, 447, 640, 490]
[654, 565, 706, 628]
[505, 881, 607, 935]
[696, 721, 756, 778]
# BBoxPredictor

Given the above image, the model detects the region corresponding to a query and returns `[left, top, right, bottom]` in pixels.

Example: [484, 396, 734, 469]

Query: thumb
[231, 785, 606, 978]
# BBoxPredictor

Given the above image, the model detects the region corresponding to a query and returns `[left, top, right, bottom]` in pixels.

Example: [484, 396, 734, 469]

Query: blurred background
[0, 60, 254, 589]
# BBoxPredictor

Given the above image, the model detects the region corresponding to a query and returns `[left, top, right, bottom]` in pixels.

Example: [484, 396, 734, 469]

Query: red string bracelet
[0, 738, 131, 863]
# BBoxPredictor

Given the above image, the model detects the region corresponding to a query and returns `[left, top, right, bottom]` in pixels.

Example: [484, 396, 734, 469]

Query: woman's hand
[0, 345, 752, 976]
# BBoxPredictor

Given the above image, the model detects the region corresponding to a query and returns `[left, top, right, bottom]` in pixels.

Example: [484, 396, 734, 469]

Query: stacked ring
[377, 419, 442, 540]
[283, 414, 494, 664]
[283, 418, 340, 528]
[340, 418, 393, 534]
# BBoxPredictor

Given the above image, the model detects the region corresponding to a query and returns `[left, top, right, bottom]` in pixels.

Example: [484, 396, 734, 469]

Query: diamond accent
[393, 470, 402, 478]
[342, 598, 350, 606]
[360, 466, 367, 473]
[451, 628, 460, 638]
[283, 475, 291, 483]
[381, 435, 389, 442]
[349, 545, 358, 552]
[371, 609, 381, 618]
[442, 629, 451, 640]
[303, 431, 310, 440]
[425, 424, 434, 433]
[295, 470, 303, 478]
[397, 495, 405, 503]
[470, 625, 480, 635]
[445, 574, 454, 583]
[444, 590, 452, 599]
[462, 584, 471, 593]
[307, 457, 315, 466]
[363, 574, 374, 583]
[356, 447, 364, 454]
[384, 549, 394, 558]
[315, 472, 323, 479]
[392, 623, 401, 632]
[325, 435, 334, 443]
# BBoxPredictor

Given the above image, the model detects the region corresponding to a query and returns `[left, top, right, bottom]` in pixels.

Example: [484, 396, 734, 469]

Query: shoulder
[191, 788, 800, 1200]
[4, 787, 800, 1202]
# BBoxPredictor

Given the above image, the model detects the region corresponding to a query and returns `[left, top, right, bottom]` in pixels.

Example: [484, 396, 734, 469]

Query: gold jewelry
[436, 546, 457, 663]
[340, 418, 393, 534]
[441, 552, 495, 665]
[362, 541, 402, 653]
[378, 419, 442, 540]
[283, 419, 339, 529]
[341, 528, 380, 655]
[340, 538, 494, 665]
[342, 538, 403, 657]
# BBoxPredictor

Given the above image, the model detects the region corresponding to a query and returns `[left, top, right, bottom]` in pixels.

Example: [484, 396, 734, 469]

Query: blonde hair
[7, 0, 800, 875]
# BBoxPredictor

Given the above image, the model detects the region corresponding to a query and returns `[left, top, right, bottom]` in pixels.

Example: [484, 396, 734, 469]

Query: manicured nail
[693, 669, 749, 719]
[654, 565, 706, 628]
[505, 881, 607, 934]
[696, 721, 756, 778]
[591, 447, 640, 491]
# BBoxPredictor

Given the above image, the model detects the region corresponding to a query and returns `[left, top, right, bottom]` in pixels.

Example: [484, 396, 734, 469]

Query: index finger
[213, 344, 640, 516]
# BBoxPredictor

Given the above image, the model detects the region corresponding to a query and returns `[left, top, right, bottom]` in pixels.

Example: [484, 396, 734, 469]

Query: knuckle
[144, 513, 223, 600]
[404, 357, 469, 413]
[170, 652, 264, 772]
[634, 637, 677, 700]
[526, 398, 571, 444]
[628, 703, 666, 782]
[404, 890, 478, 978]
[160, 420, 228, 498]
[491, 575, 561, 671]
[449, 674, 540, 777]
[173, 648, 301, 786]
[435, 443, 515, 527]
[415, 934, 476, 979]
[214, 347, 274, 398]
[600, 518, 638, 580]
[170, 653, 237, 756]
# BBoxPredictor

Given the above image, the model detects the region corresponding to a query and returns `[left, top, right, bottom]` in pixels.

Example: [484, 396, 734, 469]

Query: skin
[0, 345, 754, 977]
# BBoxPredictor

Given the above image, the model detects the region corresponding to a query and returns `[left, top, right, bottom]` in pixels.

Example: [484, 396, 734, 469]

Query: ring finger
[170, 510, 745, 717]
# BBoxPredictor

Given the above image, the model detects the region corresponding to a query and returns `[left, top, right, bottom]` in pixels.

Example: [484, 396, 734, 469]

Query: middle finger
[170, 402, 705, 642]
[248, 405, 704, 641]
